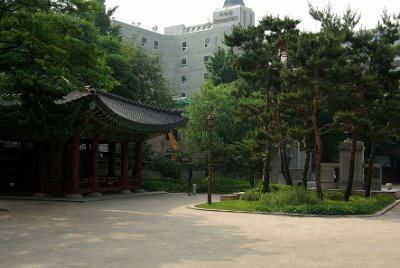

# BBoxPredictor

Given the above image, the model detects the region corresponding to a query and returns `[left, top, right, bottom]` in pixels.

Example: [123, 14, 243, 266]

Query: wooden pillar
[120, 141, 131, 194]
[67, 134, 82, 198]
[134, 141, 144, 192]
[90, 136, 101, 196]
[17, 142, 27, 183]
[35, 142, 48, 196]
[85, 143, 91, 178]
[107, 142, 116, 177]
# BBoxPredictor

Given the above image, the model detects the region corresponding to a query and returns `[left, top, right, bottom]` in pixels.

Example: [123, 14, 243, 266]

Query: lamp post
[207, 114, 214, 205]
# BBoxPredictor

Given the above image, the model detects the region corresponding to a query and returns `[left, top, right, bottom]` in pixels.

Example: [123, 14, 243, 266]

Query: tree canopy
[0, 0, 174, 141]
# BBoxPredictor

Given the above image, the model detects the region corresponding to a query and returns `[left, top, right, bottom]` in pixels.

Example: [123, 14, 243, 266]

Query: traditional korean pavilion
[0, 90, 187, 197]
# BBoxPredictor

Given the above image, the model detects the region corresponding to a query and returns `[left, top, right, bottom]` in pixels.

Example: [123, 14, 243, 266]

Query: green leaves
[0, 0, 114, 140]
[182, 81, 247, 155]
[205, 47, 238, 86]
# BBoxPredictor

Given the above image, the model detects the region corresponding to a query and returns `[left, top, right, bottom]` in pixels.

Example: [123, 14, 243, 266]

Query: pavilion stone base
[134, 189, 145, 193]
[119, 190, 132, 195]
[65, 193, 84, 199]
[88, 192, 102, 197]
[33, 193, 49, 198]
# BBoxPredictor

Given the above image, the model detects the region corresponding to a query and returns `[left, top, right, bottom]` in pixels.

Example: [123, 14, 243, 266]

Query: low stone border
[220, 194, 240, 201]
[219, 192, 245, 201]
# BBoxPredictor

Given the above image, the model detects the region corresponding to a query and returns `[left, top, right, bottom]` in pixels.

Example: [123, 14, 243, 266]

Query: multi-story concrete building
[113, 0, 255, 98]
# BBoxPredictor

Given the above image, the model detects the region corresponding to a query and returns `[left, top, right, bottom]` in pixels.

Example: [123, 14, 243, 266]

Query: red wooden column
[107, 142, 116, 177]
[90, 136, 102, 197]
[67, 134, 83, 198]
[120, 141, 131, 194]
[134, 141, 144, 192]
[34, 142, 48, 197]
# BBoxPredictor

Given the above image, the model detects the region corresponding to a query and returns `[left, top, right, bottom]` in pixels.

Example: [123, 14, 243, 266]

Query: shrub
[269, 183, 292, 192]
[241, 188, 263, 201]
[198, 182, 396, 215]
[260, 186, 318, 207]
[150, 155, 183, 180]
[142, 177, 186, 192]
[324, 190, 344, 201]
[192, 176, 251, 194]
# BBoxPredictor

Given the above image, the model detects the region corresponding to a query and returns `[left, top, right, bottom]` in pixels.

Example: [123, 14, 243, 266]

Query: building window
[181, 58, 187, 68]
[181, 92, 186, 97]
[182, 41, 187, 51]
[204, 56, 209, 64]
[141, 37, 147, 46]
[154, 40, 159, 50]
[204, 73, 209, 81]
[204, 38, 210, 48]
[181, 75, 187, 85]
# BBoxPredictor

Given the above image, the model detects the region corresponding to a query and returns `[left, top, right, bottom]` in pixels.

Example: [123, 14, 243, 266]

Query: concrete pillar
[338, 140, 365, 190]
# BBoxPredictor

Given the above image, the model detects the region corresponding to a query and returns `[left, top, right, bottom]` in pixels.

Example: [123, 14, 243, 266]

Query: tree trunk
[365, 139, 377, 197]
[262, 144, 272, 192]
[312, 95, 323, 200]
[344, 132, 357, 201]
[279, 139, 292, 185]
[302, 136, 311, 190]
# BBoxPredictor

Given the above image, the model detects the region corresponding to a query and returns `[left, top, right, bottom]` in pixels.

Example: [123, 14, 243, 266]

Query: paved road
[0, 193, 399, 268]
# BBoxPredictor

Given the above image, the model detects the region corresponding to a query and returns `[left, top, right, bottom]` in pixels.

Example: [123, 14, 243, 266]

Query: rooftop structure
[224, 0, 246, 8]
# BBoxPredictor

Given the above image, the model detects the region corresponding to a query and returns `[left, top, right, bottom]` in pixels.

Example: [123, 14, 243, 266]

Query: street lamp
[207, 114, 214, 205]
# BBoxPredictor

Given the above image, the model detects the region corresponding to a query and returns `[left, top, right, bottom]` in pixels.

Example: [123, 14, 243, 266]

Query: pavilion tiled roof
[57, 90, 187, 133]
[1, 90, 187, 134]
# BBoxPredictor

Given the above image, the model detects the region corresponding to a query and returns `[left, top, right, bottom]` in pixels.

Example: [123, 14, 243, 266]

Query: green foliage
[182, 81, 248, 156]
[149, 155, 183, 180]
[192, 177, 251, 194]
[323, 190, 344, 201]
[259, 186, 318, 207]
[0, 0, 174, 143]
[130, 46, 174, 107]
[142, 176, 252, 194]
[142, 177, 186, 193]
[237, 185, 396, 215]
[0, 0, 115, 141]
[228, 139, 263, 179]
[224, 15, 302, 190]
[205, 47, 238, 86]
[198, 193, 395, 215]
[241, 188, 262, 201]
[105, 39, 140, 100]
[269, 183, 293, 192]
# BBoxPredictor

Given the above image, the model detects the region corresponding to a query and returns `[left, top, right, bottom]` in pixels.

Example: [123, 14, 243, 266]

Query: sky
[105, 0, 399, 33]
